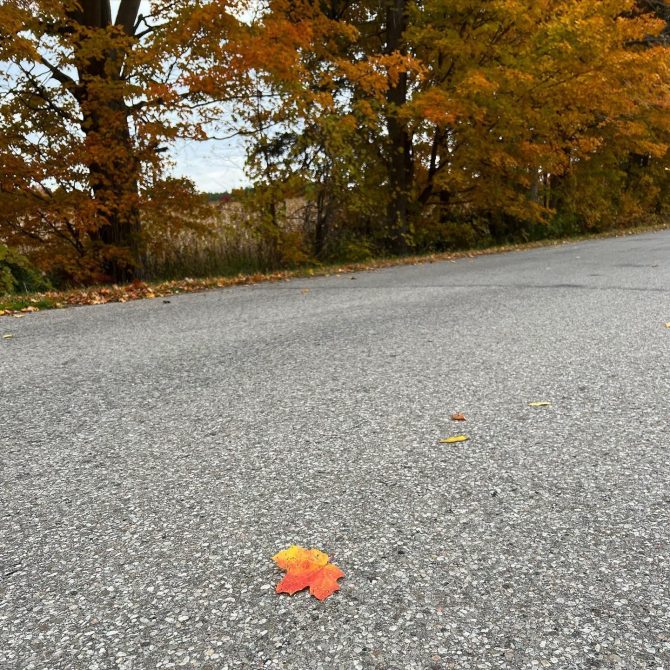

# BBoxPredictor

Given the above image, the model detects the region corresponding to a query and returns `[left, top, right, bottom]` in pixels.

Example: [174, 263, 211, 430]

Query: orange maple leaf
[272, 545, 344, 601]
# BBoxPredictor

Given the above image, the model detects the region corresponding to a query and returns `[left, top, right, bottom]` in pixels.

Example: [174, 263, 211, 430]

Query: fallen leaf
[528, 401, 551, 407]
[272, 545, 344, 602]
[12, 314, 25, 319]
[451, 412, 466, 421]
[2, 333, 14, 339]
[665, 322, 670, 328]
[440, 435, 469, 444]
[301, 288, 310, 294]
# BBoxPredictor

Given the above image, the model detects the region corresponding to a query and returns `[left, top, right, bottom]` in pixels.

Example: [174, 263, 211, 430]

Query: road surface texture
[1, 231, 669, 670]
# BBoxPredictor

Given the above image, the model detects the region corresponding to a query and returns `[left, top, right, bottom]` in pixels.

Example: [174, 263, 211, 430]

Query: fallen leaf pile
[0, 307, 38, 317]
[273, 545, 344, 601]
[0, 274, 289, 316]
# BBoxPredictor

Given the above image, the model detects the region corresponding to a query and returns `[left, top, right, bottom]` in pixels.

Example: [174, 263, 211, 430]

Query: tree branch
[38, 55, 79, 92]
[115, 0, 142, 36]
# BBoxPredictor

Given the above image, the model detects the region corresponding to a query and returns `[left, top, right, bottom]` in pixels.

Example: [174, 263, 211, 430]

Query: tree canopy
[0, 0, 257, 281]
[2, 0, 670, 283]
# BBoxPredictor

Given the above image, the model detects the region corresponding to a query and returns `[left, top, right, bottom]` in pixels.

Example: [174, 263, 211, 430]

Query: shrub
[0, 245, 52, 295]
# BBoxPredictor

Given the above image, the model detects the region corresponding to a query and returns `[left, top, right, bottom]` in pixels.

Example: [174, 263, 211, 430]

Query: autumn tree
[0, 0, 253, 282]
[240, 0, 420, 258]
[3, 0, 670, 284]
[250, 0, 670, 253]
[408, 1, 668, 228]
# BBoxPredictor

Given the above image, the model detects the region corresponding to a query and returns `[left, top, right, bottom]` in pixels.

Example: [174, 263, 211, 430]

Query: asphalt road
[1, 231, 669, 670]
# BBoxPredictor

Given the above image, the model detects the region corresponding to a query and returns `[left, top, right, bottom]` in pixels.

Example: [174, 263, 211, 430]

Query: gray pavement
[1, 231, 669, 669]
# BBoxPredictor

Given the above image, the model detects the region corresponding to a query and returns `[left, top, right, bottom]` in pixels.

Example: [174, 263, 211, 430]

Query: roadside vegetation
[2, 223, 667, 316]
[2, 0, 670, 298]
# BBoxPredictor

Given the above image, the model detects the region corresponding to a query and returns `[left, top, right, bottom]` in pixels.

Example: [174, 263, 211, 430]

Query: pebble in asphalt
[1, 231, 669, 669]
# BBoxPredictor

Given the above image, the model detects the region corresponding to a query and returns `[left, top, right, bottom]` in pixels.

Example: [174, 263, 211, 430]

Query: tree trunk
[69, 0, 144, 281]
[314, 190, 329, 258]
[385, 0, 413, 254]
[88, 123, 143, 282]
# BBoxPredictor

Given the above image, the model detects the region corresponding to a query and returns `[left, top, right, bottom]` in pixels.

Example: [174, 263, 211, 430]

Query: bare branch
[15, 62, 79, 122]
[38, 55, 78, 91]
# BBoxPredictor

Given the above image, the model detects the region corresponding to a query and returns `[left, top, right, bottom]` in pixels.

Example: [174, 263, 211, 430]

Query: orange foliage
[273, 545, 344, 601]
[0, 0, 256, 282]
[4, 0, 670, 282]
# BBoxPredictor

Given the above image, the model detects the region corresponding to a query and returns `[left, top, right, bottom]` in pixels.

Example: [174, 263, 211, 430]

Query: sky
[171, 138, 249, 193]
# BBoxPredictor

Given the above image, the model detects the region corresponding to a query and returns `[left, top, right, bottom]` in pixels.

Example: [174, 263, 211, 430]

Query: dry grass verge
[1, 222, 668, 317]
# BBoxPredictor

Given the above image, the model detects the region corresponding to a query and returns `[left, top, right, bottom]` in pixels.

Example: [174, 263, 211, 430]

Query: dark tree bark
[314, 190, 329, 257]
[384, 0, 413, 254]
[637, 0, 670, 43]
[115, 0, 141, 34]
[67, 0, 144, 281]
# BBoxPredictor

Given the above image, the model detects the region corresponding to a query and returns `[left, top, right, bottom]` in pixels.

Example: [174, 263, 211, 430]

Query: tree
[241, 0, 420, 258]
[248, 0, 670, 252]
[407, 0, 670, 234]
[3, 0, 670, 283]
[0, 0, 251, 282]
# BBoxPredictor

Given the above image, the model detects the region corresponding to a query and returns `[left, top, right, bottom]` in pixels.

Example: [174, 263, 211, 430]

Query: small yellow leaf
[440, 435, 469, 444]
[665, 322, 670, 328]
[2, 333, 14, 339]
[528, 401, 551, 407]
